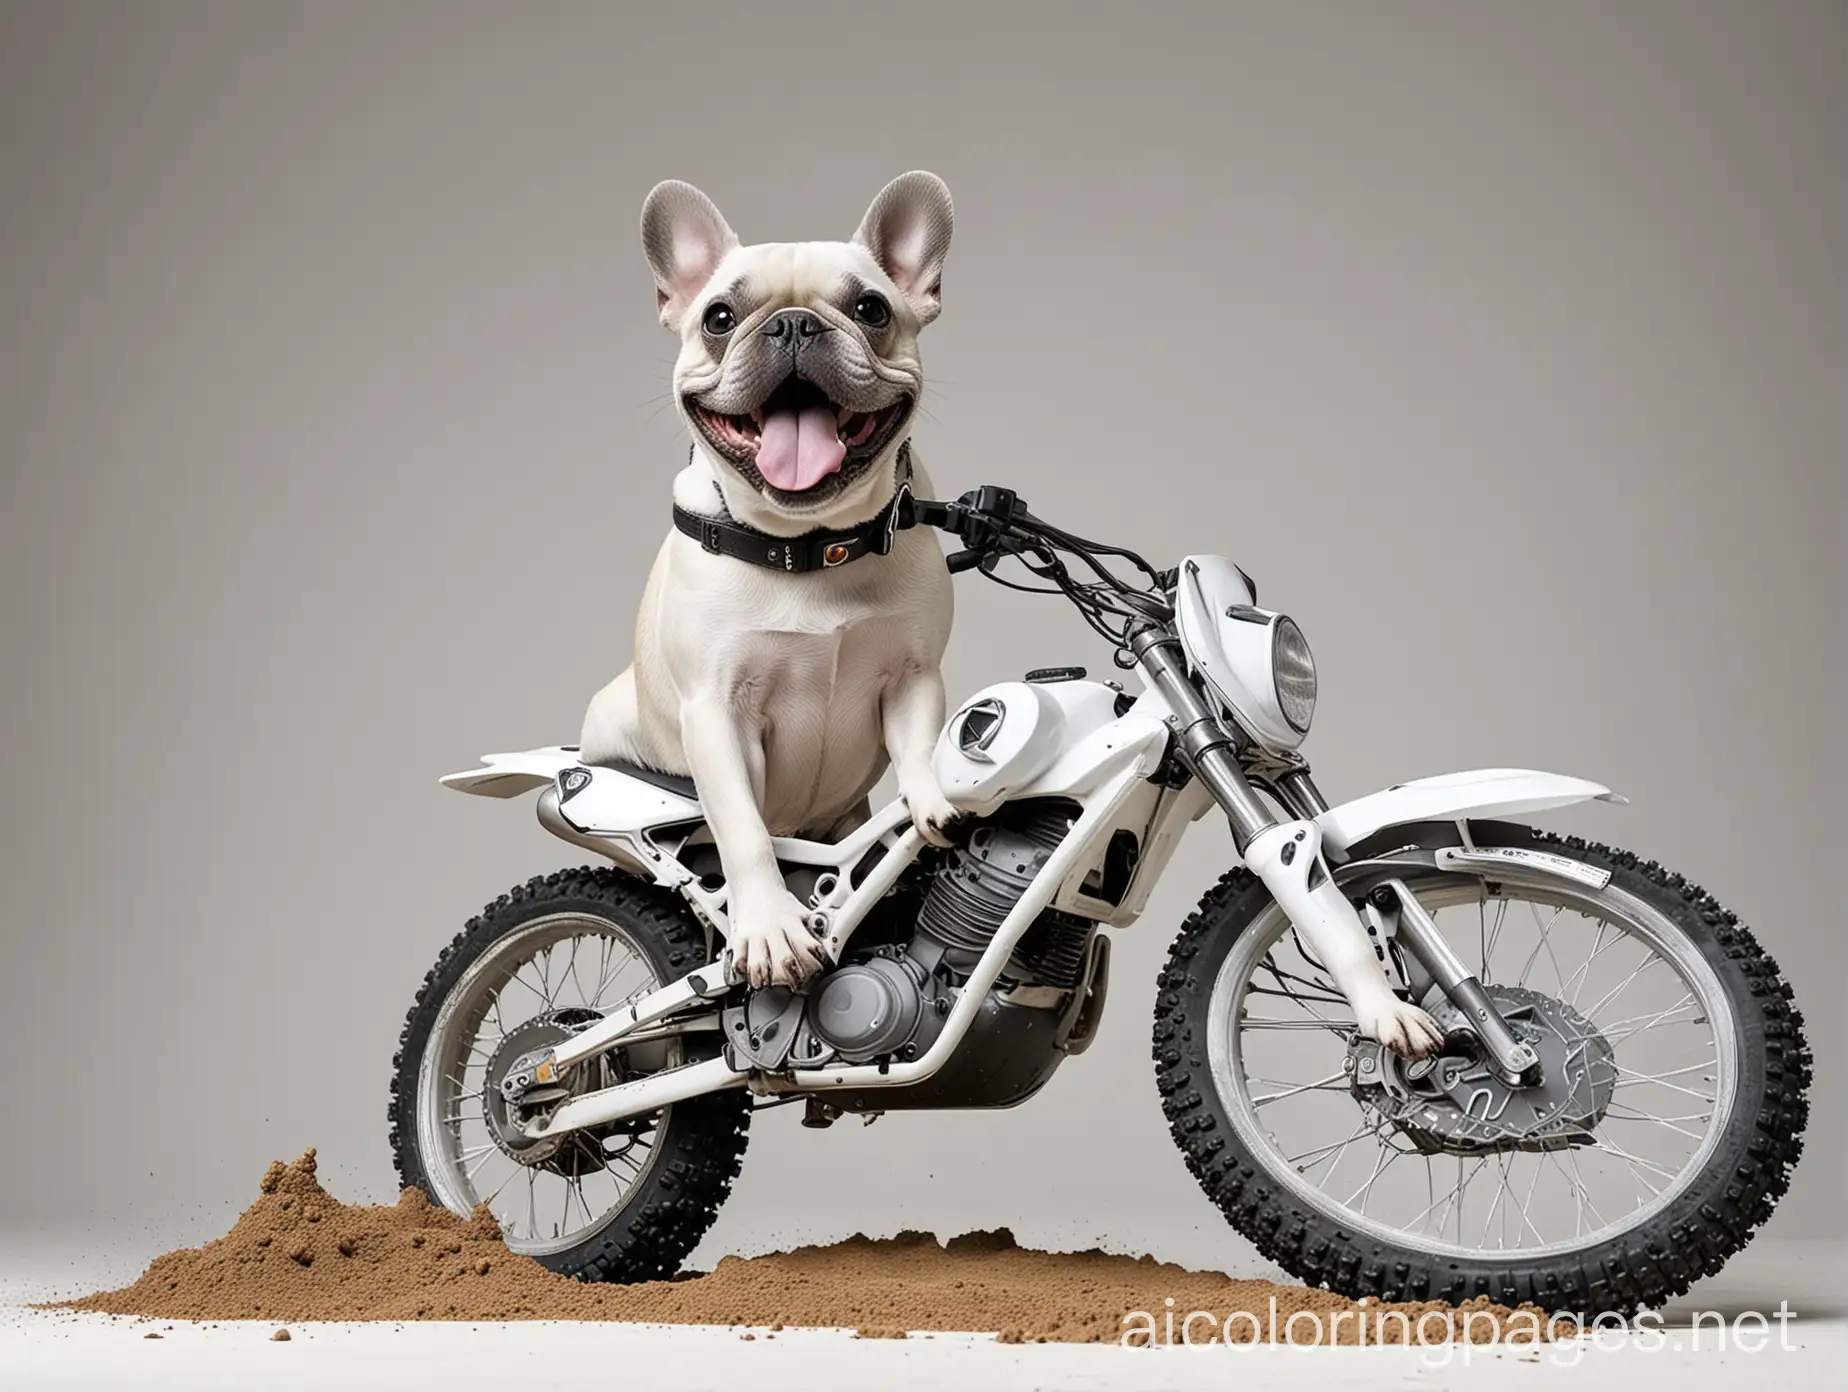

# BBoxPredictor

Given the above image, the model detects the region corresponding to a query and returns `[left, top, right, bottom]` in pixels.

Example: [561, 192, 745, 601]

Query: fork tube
[1130, 626, 1276, 852]
[1273, 769, 1329, 819]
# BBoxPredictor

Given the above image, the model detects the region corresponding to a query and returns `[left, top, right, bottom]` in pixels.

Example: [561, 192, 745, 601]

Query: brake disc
[1349, 985, 1617, 1153]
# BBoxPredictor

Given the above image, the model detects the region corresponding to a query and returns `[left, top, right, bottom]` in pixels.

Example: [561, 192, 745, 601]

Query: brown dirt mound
[57, 1149, 1562, 1345]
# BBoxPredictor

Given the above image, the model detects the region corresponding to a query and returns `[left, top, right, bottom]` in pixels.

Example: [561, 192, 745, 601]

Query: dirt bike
[389, 484, 1810, 1315]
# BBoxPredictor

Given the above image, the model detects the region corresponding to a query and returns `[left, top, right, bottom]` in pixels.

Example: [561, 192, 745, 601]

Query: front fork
[1130, 627, 1541, 1086]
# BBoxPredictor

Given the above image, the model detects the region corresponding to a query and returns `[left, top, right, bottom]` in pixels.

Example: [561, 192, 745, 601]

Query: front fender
[1316, 767, 1623, 855]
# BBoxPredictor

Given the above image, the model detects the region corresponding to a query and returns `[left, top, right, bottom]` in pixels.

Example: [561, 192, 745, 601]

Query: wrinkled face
[642, 173, 953, 521]
[674, 243, 921, 511]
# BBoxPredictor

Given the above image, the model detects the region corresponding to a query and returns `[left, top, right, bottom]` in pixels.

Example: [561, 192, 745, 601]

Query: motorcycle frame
[520, 675, 1194, 1139]
[446, 616, 1624, 1143]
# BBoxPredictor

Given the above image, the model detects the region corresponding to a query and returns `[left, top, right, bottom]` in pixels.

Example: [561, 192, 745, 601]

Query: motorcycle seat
[583, 753, 699, 802]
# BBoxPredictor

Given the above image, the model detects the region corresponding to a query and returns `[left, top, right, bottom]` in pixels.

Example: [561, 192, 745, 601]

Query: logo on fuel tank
[955, 699, 1005, 761]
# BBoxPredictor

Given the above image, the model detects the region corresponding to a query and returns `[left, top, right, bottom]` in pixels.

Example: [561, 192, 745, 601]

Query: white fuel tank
[932, 679, 1123, 816]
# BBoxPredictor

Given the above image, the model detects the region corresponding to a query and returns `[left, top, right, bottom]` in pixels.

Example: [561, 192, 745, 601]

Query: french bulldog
[580, 173, 959, 990]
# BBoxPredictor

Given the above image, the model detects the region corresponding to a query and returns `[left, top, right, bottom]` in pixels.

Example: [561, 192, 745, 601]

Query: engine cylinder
[914, 801, 1092, 984]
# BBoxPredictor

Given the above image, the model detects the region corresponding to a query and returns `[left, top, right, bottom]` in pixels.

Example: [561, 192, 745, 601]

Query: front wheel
[388, 868, 749, 1282]
[1154, 822, 1810, 1314]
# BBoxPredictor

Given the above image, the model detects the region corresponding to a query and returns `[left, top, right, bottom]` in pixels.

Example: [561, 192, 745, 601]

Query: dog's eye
[852, 293, 891, 329]
[702, 302, 737, 337]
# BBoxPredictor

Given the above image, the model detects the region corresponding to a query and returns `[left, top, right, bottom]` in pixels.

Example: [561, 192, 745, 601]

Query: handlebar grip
[945, 548, 987, 574]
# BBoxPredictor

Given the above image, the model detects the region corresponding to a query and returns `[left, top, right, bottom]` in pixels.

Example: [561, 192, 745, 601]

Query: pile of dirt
[59, 1150, 1559, 1345]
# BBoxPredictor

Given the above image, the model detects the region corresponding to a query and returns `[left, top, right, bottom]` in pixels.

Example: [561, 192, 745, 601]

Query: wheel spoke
[1480, 897, 1510, 981]
[1342, 1143, 1399, 1211]
[1436, 1156, 1487, 1242]
[1250, 1073, 1349, 1107]
[1261, 956, 1342, 1000]
[1516, 1151, 1547, 1246]
[1612, 1063, 1715, 1103]
[589, 940, 640, 1009]
[1589, 1138, 1674, 1196]
[1478, 1151, 1510, 1249]
[1286, 1124, 1371, 1172]
[1562, 1147, 1610, 1230]
[1599, 993, 1701, 1045]
[1245, 985, 1352, 1008]
[1602, 1106, 1710, 1143]
[1514, 902, 1568, 990]
[1405, 1156, 1473, 1234]
[1583, 951, 1666, 1021]
[1240, 1016, 1353, 1033]
[1562, 918, 1617, 1007]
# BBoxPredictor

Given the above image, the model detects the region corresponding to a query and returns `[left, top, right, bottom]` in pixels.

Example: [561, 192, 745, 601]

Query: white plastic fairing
[442, 749, 702, 836]
[932, 680, 1121, 816]
[1172, 555, 1305, 752]
[548, 764, 703, 837]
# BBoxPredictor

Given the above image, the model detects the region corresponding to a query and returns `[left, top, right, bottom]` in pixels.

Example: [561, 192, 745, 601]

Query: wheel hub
[483, 1009, 604, 1168]
[1349, 985, 1617, 1153]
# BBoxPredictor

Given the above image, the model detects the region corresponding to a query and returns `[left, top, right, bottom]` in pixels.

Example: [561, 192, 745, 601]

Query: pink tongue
[756, 404, 845, 491]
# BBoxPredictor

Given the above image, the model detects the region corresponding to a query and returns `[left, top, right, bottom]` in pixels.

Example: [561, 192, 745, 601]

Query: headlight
[1271, 616, 1316, 734]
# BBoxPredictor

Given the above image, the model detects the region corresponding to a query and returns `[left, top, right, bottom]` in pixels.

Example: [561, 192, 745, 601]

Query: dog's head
[642, 173, 953, 532]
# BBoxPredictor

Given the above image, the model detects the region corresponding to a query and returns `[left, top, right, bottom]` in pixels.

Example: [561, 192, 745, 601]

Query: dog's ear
[641, 180, 739, 331]
[852, 171, 953, 327]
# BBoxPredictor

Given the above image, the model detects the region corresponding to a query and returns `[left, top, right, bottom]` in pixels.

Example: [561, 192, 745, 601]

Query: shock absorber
[1370, 880, 1544, 1086]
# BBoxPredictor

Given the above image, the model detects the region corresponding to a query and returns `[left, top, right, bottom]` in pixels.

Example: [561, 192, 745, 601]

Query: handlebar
[908, 485, 1030, 556]
[906, 485, 1177, 650]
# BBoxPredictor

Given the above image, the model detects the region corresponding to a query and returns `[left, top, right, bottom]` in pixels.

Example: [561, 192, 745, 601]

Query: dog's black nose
[762, 308, 827, 345]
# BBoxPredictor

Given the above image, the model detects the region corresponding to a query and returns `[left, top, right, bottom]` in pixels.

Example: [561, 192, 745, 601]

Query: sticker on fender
[1435, 846, 1613, 890]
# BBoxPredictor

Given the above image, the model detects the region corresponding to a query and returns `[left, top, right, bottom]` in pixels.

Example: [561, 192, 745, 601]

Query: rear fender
[439, 747, 582, 798]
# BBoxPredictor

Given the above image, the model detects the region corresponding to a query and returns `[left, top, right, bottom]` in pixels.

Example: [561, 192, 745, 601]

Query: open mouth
[689, 378, 912, 503]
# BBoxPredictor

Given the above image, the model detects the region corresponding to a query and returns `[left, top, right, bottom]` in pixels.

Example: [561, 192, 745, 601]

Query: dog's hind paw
[729, 891, 831, 990]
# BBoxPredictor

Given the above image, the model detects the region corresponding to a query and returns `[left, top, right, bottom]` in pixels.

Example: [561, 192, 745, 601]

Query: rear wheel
[1154, 822, 1810, 1314]
[389, 868, 748, 1282]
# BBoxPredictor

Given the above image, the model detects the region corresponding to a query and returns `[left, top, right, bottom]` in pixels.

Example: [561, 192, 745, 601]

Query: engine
[722, 800, 1106, 1107]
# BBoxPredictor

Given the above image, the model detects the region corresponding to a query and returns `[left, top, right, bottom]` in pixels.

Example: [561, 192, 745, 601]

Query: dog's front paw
[729, 891, 830, 990]
[902, 779, 965, 849]
[1353, 990, 1445, 1060]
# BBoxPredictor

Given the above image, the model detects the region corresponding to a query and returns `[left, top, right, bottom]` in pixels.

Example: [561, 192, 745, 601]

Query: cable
[923, 488, 1175, 664]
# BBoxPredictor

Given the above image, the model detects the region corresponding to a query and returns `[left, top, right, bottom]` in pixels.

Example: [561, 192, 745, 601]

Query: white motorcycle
[391, 485, 1809, 1315]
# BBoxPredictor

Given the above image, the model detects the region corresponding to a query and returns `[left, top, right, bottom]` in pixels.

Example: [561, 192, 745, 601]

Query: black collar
[673, 441, 919, 573]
